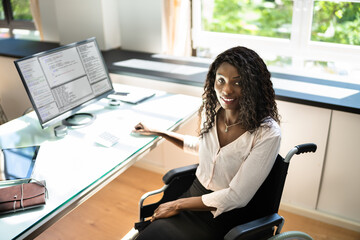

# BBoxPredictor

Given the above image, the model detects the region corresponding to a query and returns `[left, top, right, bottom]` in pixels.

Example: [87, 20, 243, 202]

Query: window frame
[192, 0, 360, 66]
[0, 0, 36, 38]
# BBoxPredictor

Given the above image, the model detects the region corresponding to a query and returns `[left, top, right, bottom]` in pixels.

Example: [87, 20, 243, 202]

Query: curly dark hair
[198, 46, 280, 136]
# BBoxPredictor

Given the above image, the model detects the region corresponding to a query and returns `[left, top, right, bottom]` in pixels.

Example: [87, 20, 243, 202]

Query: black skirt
[135, 177, 228, 240]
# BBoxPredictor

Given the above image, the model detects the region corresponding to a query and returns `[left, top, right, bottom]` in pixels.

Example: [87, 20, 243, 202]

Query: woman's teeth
[222, 97, 234, 103]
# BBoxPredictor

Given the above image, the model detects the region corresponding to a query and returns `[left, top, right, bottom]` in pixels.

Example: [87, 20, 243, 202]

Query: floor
[35, 166, 360, 240]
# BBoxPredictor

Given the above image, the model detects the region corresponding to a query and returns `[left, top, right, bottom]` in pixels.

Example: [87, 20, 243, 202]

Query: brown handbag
[0, 180, 47, 214]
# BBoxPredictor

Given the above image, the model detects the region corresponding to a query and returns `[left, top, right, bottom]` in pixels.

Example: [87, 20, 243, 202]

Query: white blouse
[183, 117, 281, 217]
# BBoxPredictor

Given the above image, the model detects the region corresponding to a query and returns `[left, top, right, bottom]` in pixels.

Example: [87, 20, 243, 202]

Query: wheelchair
[123, 143, 317, 240]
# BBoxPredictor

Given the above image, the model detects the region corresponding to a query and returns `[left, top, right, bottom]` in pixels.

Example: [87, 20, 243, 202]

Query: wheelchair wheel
[268, 231, 313, 240]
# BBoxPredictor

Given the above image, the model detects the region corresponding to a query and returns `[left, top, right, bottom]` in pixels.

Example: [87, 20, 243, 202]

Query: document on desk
[113, 59, 208, 75]
[108, 89, 155, 104]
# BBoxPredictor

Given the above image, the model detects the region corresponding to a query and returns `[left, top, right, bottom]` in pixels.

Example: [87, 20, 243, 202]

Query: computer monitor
[14, 37, 114, 128]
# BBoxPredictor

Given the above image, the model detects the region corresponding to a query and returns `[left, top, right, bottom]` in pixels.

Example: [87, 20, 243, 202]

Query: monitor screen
[14, 38, 114, 128]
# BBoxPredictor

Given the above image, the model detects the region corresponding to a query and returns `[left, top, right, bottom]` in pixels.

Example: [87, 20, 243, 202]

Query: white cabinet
[276, 100, 331, 210]
[276, 101, 360, 231]
[317, 110, 360, 223]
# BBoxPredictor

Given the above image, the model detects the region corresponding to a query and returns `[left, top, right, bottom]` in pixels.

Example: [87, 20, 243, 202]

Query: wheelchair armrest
[162, 164, 198, 184]
[224, 213, 284, 240]
[139, 164, 199, 221]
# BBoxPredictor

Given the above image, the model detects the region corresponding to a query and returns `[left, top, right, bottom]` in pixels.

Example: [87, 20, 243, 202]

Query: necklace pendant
[225, 125, 228, 133]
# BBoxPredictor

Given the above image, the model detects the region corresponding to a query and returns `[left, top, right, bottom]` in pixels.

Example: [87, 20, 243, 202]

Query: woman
[133, 46, 281, 240]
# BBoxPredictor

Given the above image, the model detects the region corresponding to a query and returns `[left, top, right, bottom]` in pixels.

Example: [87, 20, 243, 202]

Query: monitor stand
[62, 113, 95, 127]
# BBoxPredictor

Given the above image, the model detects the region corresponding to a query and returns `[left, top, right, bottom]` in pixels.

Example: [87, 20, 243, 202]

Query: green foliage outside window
[0, 3, 5, 20]
[11, 0, 32, 21]
[202, 0, 293, 39]
[202, 0, 360, 46]
[311, 1, 360, 46]
[0, 0, 37, 40]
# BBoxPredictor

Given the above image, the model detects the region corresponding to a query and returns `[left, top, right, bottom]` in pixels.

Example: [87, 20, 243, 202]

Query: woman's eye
[217, 78, 225, 84]
[234, 81, 241, 86]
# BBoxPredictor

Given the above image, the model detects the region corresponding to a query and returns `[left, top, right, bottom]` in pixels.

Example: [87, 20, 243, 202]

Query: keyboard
[95, 131, 120, 147]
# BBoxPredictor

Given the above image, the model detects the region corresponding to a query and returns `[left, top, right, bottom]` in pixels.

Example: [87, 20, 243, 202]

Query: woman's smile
[220, 96, 237, 105]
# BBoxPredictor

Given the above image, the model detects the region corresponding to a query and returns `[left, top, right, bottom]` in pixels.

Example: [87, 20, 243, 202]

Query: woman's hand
[151, 200, 181, 222]
[133, 122, 186, 149]
[150, 197, 215, 222]
[133, 122, 159, 136]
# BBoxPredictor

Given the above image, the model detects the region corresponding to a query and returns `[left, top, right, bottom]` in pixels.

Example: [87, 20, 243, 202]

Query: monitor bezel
[14, 37, 115, 129]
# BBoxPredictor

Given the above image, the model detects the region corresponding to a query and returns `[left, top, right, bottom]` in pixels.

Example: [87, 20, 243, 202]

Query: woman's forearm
[175, 197, 216, 212]
[157, 131, 185, 149]
[152, 196, 216, 221]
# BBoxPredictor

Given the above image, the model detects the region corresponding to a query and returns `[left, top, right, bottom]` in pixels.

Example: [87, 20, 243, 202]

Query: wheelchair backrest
[214, 154, 288, 231]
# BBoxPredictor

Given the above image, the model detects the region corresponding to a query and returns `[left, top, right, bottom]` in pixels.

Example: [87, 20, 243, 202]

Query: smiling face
[214, 62, 242, 111]
[200, 46, 278, 136]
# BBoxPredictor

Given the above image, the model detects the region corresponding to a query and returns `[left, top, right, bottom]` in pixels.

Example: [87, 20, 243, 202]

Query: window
[192, 0, 360, 82]
[0, 2, 5, 20]
[202, 0, 293, 39]
[311, 1, 360, 45]
[0, 0, 39, 40]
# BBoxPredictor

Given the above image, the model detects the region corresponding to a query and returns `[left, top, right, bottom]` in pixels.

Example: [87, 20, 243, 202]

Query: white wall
[0, 57, 32, 120]
[118, 0, 162, 53]
[102, 0, 122, 50]
[38, 0, 162, 53]
[39, 0, 59, 42]
[39, 0, 121, 50]
[55, 0, 104, 46]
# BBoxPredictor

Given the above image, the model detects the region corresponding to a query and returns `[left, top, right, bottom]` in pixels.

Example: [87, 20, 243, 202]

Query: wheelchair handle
[284, 143, 317, 163]
[295, 143, 317, 155]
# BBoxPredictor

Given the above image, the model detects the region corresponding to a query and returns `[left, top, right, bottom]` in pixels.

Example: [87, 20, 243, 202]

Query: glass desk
[0, 84, 201, 240]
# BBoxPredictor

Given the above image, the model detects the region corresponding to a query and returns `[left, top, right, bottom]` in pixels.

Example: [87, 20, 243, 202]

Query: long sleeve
[183, 135, 200, 155]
